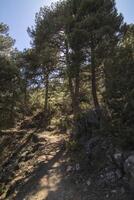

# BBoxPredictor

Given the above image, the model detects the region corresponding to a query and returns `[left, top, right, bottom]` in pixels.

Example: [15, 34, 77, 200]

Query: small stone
[114, 153, 122, 160]
[76, 163, 80, 171]
[111, 190, 117, 194]
[21, 151, 29, 157]
[106, 171, 115, 182]
[106, 194, 109, 198]
[120, 187, 125, 194]
[115, 169, 122, 179]
[113, 151, 123, 168]
[100, 174, 104, 178]
[86, 178, 91, 186]
[66, 165, 73, 172]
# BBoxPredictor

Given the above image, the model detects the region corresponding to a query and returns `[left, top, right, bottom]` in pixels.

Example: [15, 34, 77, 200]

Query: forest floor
[0, 126, 133, 200]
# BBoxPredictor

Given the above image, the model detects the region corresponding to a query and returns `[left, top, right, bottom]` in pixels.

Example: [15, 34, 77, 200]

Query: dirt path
[11, 131, 93, 200]
[2, 130, 132, 200]
[6, 131, 68, 200]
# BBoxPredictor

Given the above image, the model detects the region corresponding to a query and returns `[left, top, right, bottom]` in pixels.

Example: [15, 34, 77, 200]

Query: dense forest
[0, 0, 134, 199]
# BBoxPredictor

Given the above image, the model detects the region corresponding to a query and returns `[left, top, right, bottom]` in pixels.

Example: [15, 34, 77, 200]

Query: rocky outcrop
[124, 154, 134, 190]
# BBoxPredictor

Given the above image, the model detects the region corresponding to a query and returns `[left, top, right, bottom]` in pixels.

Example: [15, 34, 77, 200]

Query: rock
[120, 187, 125, 194]
[106, 194, 109, 198]
[114, 153, 122, 160]
[111, 189, 117, 194]
[86, 137, 100, 151]
[113, 152, 123, 168]
[85, 136, 100, 158]
[124, 154, 134, 190]
[115, 169, 122, 179]
[100, 174, 104, 178]
[75, 163, 80, 171]
[66, 165, 73, 172]
[98, 167, 123, 186]
[86, 178, 91, 186]
[124, 155, 134, 177]
[106, 171, 116, 183]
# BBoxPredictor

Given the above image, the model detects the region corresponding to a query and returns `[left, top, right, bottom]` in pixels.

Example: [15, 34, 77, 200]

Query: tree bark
[23, 80, 28, 116]
[10, 88, 15, 126]
[65, 38, 80, 119]
[44, 72, 49, 112]
[65, 39, 74, 107]
[73, 67, 80, 118]
[91, 46, 100, 110]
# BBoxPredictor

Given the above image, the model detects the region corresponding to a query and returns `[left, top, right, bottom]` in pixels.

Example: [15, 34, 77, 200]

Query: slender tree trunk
[23, 80, 28, 117]
[65, 39, 74, 109]
[65, 39, 80, 119]
[65, 39, 81, 136]
[10, 89, 15, 126]
[44, 72, 49, 112]
[73, 67, 80, 118]
[91, 47, 100, 110]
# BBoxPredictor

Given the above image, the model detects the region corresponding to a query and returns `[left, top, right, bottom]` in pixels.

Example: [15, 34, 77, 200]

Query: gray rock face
[124, 155, 134, 177]
[113, 152, 123, 168]
[124, 154, 134, 190]
[85, 137, 100, 153]
[97, 167, 123, 187]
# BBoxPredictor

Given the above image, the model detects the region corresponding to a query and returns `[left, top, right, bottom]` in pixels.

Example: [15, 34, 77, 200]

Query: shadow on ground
[2, 128, 66, 200]
[11, 149, 65, 200]
[1, 129, 134, 200]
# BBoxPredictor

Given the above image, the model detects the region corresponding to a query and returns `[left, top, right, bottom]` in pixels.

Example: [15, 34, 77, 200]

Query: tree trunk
[10, 89, 15, 126]
[44, 72, 49, 112]
[23, 80, 28, 117]
[65, 39, 74, 108]
[73, 67, 80, 119]
[65, 39, 80, 119]
[65, 39, 81, 136]
[91, 47, 100, 110]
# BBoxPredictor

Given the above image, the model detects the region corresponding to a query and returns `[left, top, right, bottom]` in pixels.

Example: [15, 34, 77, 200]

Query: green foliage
[0, 23, 23, 129]
[0, 23, 15, 55]
[104, 25, 134, 145]
[1, 7, 134, 199]
[29, 89, 44, 112]
[0, 55, 21, 128]
[0, 1, 133, 151]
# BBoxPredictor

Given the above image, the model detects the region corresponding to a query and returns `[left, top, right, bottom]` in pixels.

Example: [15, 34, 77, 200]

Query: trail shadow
[3, 129, 133, 200]
[0, 130, 38, 186]
[6, 147, 65, 200]
[5, 135, 133, 200]
[2, 131, 34, 168]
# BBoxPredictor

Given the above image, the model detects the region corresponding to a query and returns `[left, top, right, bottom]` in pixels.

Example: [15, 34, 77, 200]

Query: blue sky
[0, 0, 133, 51]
